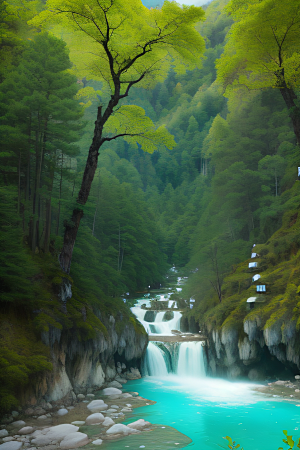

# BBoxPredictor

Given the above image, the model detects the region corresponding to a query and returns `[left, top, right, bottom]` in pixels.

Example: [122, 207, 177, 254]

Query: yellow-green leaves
[104, 105, 175, 153]
[29, 0, 205, 89]
[217, 0, 300, 91]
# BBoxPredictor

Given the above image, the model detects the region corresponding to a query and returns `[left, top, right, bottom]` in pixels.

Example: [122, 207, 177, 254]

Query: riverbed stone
[102, 388, 122, 396]
[57, 409, 68, 416]
[11, 422, 25, 429]
[59, 432, 88, 449]
[121, 393, 132, 398]
[37, 415, 48, 420]
[106, 424, 140, 436]
[2, 438, 14, 443]
[87, 400, 108, 413]
[31, 424, 79, 446]
[0, 442, 23, 450]
[85, 413, 105, 425]
[92, 439, 103, 445]
[127, 419, 151, 431]
[18, 427, 34, 435]
[0, 430, 8, 438]
[71, 422, 85, 426]
[102, 418, 114, 427]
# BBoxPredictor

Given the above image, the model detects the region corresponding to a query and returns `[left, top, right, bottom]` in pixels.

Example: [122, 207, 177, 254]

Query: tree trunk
[276, 73, 300, 145]
[59, 208, 84, 273]
[59, 106, 105, 273]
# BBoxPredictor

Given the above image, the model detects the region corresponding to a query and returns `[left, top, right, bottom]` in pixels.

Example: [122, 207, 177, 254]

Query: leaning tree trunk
[276, 72, 300, 146]
[59, 106, 105, 274]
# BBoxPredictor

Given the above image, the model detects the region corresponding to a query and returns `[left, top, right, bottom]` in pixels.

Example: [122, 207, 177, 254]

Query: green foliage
[224, 430, 300, 450]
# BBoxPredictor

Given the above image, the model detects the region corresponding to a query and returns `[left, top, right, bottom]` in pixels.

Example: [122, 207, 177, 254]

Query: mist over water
[130, 291, 300, 449]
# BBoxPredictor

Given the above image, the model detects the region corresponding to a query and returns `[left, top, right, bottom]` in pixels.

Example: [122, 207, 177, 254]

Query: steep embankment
[0, 253, 147, 415]
[185, 186, 300, 379]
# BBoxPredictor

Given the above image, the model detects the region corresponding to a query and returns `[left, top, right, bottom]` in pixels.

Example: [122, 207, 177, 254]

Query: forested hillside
[1, 0, 300, 411]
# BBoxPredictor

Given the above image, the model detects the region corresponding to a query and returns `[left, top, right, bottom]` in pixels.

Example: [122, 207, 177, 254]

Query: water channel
[127, 281, 300, 449]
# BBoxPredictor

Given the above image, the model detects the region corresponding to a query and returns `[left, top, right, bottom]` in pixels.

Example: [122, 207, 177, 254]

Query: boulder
[274, 380, 286, 385]
[127, 419, 151, 430]
[37, 415, 48, 420]
[106, 424, 140, 436]
[87, 400, 108, 412]
[18, 427, 34, 435]
[102, 418, 114, 427]
[121, 393, 132, 398]
[0, 430, 8, 438]
[60, 432, 88, 449]
[0, 442, 23, 450]
[92, 439, 103, 445]
[31, 424, 79, 446]
[107, 381, 122, 389]
[115, 377, 127, 384]
[102, 388, 122, 396]
[57, 409, 69, 416]
[10, 421, 25, 428]
[85, 413, 105, 425]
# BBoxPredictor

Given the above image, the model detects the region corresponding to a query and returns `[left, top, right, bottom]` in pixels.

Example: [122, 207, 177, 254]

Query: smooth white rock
[102, 388, 122, 396]
[106, 409, 117, 413]
[18, 427, 34, 435]
[60, 432, 88, 449]
[86, 394, 95, 398]
[85, 413, 105, 425]
[102, 418, 114, 427]
[0, 431, 8, 438]
[121, 393, 132, 398]
[106, 424, 140, 436]
[37, 415, 47, 420]
[295, 375, 300, 380]
[92, 439, 103, 445]
[71, 422, 85, 426]
[127, 419, 151, 430]
[87, 400, 108, 412]
[126, 404, 132, 407]
[77, 394, 85, 400]
[57, 409, 69, 416]
[110, 405, 119, 409]
[11, 422, 25, 429]
[2, 438, 14, 443]
[0, 442, 22, 450]
[31, 424, 79, 446]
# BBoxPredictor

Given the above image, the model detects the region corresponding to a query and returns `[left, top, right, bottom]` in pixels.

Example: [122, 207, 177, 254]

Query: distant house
[249, 262, 258, 268]
[256, 284, 266, 293]
[246, 296, 266, 309]
[252, 274, 261, 282]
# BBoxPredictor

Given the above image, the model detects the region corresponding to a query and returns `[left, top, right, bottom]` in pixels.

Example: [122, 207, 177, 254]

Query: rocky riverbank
[0, 381, 191, 450]
[253, 376, 300, 402]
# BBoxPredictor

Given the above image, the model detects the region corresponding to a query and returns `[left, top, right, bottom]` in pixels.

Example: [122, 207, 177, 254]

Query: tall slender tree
[30, 0, 206, 278]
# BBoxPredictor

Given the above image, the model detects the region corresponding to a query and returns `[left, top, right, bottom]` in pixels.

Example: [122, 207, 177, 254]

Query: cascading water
[131, 287, 207, 378]
[142, 342, 169, 376]
[176, 341, 206, 377]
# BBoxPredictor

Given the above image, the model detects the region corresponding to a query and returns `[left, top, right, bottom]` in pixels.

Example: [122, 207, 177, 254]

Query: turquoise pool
[124, 375, 300, 449]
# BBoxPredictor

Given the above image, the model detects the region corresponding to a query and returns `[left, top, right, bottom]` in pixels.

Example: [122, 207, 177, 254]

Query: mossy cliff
[0, 253, 147, 415]
[185, 205, 300, 380]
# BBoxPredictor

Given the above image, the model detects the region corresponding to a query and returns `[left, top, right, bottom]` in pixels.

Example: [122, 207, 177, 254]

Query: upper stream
[129, 286, 300, 449]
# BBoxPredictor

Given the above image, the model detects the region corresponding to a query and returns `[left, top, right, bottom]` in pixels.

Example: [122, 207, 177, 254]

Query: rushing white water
[131, 306, 182, 336]
[176, 342, 206, 377]
[143, 342, 169, 376]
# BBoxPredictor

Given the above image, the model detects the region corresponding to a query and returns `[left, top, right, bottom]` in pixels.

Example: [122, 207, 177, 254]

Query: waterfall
[142, 342, 169, 376]
[176, 342, 206, 377]
[150, 311, 182, 335]
[131, 307, 181, 336]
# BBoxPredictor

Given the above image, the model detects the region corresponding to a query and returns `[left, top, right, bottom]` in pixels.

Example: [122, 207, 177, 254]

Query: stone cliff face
[204, 319, 300, 380]
[22, 315, 148, 406]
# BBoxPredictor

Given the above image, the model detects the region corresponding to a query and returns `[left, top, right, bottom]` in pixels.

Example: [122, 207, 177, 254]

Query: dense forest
[1, 0, 300, 412]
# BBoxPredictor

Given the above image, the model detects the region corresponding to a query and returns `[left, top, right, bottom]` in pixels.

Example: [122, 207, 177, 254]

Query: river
[128, 287, 300, 449]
